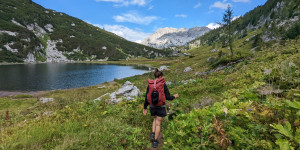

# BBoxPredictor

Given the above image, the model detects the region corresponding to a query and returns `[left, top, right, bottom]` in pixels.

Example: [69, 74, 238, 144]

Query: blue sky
[33, 0, 267, 43]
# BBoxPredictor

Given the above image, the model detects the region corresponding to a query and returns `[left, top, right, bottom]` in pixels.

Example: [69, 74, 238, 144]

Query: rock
[43, 111, 53, 116]
[158, 66, 169, 71]
[180, 79, 196, 84]
[39, 97, 54, 103]
[94, 81, 140, 104]
[115, 81, 135, 95]
[44, 24, 54, 32]
[263, 68, 272, 75]
[0, 30, 18, 36]
[24, 53, 35, 63]
[183, 53, 191, 56]
[184, 67, 192, 72]
[141, 27, 211, 49]
[166, 81, 172, 85]
[210, 49, 218, 53]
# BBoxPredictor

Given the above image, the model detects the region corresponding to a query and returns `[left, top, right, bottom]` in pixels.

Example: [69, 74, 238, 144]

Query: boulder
[210, 49, 218, 53]
[39, 98, 54, 103]
[184, 67, 192, 72]
[166, 81, 172, 85]
[158, 65, 169, 71]
[94, 81, 140, 103]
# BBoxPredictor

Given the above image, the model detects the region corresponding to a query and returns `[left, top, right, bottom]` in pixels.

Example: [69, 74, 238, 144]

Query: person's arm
[144, 86, 149, 109]
[164, 83, 175, 100]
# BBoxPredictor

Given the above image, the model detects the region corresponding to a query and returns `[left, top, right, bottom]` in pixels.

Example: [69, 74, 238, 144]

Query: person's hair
[154, 68, 163, 78]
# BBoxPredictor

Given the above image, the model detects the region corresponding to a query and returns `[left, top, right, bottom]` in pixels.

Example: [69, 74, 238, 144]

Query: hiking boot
[150, 133, 155, 142]
[152, 140, 159, 148]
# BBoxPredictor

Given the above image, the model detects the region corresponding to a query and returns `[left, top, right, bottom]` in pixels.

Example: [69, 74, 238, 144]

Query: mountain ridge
[0, 0, 169, 63]
[141, 26, 211, 49]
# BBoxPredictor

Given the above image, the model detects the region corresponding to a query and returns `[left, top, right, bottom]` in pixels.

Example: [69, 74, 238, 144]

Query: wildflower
[252, 122, 255, 124]
[140, 105, 143, 109]
[248, 109, 251, 111]
[84, 124, 88, 127]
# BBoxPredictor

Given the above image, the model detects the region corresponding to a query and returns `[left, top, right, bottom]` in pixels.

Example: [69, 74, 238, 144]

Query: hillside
[0, 0, 300, 149]
[0, 0, 169, 63]
[189, 0, 300, 49]
[142, 27, 210, 49]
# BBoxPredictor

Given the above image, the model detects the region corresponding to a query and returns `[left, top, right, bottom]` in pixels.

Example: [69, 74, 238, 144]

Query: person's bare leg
[154, 116, 162, 140]
[152, 117, 156, 133]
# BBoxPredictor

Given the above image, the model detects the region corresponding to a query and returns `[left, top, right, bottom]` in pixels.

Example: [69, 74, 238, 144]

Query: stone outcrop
[184, 67, 192, 72]
[94, 81, 140, 103]
[158, 66, 169, 71]
[39, 97, 54, 103]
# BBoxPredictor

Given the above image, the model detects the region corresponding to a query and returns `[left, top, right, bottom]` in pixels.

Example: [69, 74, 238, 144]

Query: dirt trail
[145, 131, 164, 150]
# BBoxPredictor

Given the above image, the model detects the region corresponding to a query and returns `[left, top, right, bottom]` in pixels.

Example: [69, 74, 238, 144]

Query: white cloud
[194, 3, 201, 8]
[95, 0, 147, 7]
[210, 1, 232, 9]
[91, 23, 151, 42]
[206, 23, 221, 29]
[232, 0, 250, 2]
[113, 12, 158, 25]
[175, 14, 187, 18]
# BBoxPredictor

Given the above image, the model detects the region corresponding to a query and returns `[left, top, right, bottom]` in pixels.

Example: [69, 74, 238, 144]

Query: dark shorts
[150, 106, 167, 117]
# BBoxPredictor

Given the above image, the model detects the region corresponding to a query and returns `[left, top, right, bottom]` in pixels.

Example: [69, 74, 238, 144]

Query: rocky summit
[141, 27, 211, 49]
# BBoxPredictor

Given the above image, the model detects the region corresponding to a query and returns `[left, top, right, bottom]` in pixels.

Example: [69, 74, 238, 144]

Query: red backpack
[147, 77, 166, 106]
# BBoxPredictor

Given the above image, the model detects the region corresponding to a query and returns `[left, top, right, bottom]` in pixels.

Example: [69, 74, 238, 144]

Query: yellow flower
[84, 124, 88, 127]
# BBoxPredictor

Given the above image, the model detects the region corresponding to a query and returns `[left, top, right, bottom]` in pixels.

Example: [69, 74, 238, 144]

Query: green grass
[1, 33, 300, 149]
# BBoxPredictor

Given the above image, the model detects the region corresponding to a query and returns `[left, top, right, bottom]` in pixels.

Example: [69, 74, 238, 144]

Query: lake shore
[0, 90, 48, 97]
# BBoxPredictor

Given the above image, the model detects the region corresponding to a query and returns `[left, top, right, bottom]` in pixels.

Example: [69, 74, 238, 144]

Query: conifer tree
[220, 5, 234, 56]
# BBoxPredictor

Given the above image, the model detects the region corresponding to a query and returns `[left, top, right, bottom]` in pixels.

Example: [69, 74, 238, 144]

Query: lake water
[0, 63, 149, 91]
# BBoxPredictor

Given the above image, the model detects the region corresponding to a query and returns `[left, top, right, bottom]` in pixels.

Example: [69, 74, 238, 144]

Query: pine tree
[220, 6, 234, 56]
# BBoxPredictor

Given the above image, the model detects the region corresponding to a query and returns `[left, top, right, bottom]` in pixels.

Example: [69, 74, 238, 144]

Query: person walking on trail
[143, 68, 179, 148]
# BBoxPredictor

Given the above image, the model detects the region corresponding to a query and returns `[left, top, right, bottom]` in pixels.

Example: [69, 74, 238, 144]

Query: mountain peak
[142, 27, 210, 49]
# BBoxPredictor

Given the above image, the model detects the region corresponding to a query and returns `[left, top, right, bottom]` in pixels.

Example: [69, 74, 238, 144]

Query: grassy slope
[0, 29, 300, 149]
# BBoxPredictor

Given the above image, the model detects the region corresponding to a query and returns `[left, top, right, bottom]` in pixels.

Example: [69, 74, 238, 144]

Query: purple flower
[252, 122, 255, 124]
[248, 109, 251, 111]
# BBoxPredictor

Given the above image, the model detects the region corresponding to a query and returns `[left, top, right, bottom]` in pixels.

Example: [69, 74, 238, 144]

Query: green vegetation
[1, 31, 300, 149]
[1, 0, 300, 149]
[0, 0, 170, 62]
[191, 0, 300, 48]
[220, 6, 234, 56]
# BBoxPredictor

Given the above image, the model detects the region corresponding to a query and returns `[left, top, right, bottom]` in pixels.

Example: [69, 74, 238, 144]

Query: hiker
[143, 68, 179, 148]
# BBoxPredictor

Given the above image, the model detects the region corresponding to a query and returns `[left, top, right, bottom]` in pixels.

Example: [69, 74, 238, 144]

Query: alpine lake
[0, 63, 149, 91]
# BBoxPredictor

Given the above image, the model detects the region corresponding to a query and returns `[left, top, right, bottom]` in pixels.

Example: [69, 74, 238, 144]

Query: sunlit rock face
[141, 27, 211, 49]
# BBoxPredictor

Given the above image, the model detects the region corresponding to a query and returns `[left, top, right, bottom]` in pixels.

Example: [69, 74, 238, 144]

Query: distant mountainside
[0, 0, 169, 63]
[189, 0, 300, 48]
[141, 27, 211, 49]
